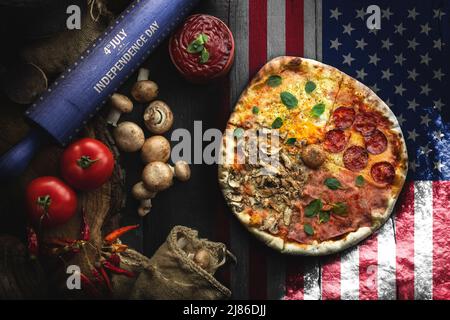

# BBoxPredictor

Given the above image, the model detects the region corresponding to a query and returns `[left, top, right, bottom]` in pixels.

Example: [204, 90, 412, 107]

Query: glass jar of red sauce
[169, 14, 235, 83]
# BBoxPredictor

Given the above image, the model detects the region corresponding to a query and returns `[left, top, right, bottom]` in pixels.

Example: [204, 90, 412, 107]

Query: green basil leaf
[200, 34, 209, 43]
[304, 223, 314, 236]
[199, 48, 210, 63]
[305, 199, 322, 217]
[319, 211, 330, 224]
[252, 106, 260, 114]
[332, 202, 348, 216]
[305, 81, 316, 93]
[187, 34, 208, 53]
[324, 177, 341, 190]
[280, 91, 298, 109]
[355, 175, 365, 187]
[311, 103, 325, 117]
[233, 128, 244, 138]
[267, 75, 282, 87]
[286, 137, 296, 145]
[271, 117, 283, 129]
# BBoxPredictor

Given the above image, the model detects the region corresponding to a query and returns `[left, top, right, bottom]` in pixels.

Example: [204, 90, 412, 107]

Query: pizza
[218, 56, 408, 255]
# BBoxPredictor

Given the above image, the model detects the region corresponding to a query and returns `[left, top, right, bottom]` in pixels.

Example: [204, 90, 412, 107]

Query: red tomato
[26, 176, 77, 228]
[61, 138, 115, 190]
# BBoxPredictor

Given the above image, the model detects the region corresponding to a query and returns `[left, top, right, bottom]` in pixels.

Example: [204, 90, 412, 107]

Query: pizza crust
[219, 56, 408, 256]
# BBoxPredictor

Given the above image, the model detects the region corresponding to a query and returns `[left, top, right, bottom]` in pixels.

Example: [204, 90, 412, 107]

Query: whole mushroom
[143, 100, 174, 134]
[142, 161, 174, 192]
[113, 121, 145, 152]
[106, 93, 133, 126]
[172, 160, 191, 182]
[131, 68, 159, 103]
[132, 182, 157, 217]
[194, 249, 211, 270]
[141, 136, 171, 163]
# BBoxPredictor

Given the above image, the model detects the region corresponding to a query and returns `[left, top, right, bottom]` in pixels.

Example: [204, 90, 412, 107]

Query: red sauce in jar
[169, 14, 235, 83]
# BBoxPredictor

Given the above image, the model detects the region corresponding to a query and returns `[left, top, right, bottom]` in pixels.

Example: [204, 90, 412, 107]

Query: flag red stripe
[321, 254, 341, 299]
[248, 0, 267, 300]
[285, 0, 304, 56]
[284, 0, 305, 299]
[395, 181, 415, 299]
[359, 234, 378, 299]
[432, 181, 450, 299]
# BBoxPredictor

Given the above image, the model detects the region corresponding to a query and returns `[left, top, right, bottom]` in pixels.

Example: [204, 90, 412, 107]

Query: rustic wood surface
[0, 0, 317, 300]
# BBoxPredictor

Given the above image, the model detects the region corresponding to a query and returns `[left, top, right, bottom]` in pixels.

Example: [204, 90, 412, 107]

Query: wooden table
[118, 0, 323, 300]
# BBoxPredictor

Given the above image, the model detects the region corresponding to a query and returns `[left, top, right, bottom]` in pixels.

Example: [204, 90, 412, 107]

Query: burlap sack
[130, 226, 234, 300]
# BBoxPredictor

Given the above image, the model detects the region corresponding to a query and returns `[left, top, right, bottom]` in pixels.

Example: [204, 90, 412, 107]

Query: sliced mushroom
[142, 161, 174, 191]
[131, 68, 158, 103]
[143, 100, 174, 134]
[113, 121, 145, 152]
[106, 93, 133, 126]
[141, 135, 171, 163]
[132, 182, 157, 217]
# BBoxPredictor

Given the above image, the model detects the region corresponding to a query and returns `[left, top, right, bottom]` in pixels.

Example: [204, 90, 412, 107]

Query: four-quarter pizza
[218, 56, 408, 255]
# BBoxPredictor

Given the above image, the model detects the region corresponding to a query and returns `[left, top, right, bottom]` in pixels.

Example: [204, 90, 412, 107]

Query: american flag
[218, 0, 449, 300]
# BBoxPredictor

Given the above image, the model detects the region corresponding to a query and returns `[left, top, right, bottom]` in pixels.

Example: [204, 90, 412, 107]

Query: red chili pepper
[98, 266, 113, 293]
[27, 226, 39, 259]
[107, 253, 121, 266]
[104, 225, 139, 244]
[80, 273, 101, 297]
[80, 208, 90, 241]
[103, 261, 135, 278]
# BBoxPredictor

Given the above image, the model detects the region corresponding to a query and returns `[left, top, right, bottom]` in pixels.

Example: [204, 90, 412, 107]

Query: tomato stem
[37, 195, 51, 213]
[77, 156, 99, 169]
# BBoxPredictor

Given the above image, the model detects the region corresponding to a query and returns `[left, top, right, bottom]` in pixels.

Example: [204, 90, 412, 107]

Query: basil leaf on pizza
[311, 103, 325, 117]
[332, 202, 348, 216]
[355, 175, 365, 187]
[233, 128, 244, 138]
[324, 177, 341, 190]
[252, 106, 260, 114]
[305, 199, 322, 217]
[286, 137, 296, 145]
[305, 80, 316, 93]
[304, 224, 314, 236]
[267, 75, 282, 87]
[280, 92, 298, 109]
[271, 117, 283, 129]
[319, 211, 330, 224]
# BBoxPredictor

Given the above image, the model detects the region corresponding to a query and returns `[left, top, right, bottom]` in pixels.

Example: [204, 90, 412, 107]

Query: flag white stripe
[414, 181, 433, 300]
[267, 0, 285, 59]
[303, 260, 321, 300]
[377, 218, 397, 300]
[340, 247, 360, 300]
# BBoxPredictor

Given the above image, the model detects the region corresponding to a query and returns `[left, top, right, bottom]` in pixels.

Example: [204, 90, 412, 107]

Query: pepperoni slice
[343, 146, 368, 171]
[371, 161, 395, 184]
[332, 107, 355, 129]
[353, 112, 377, 136]
[364, 130, 388, 154]
[323, 129, 349, 153]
